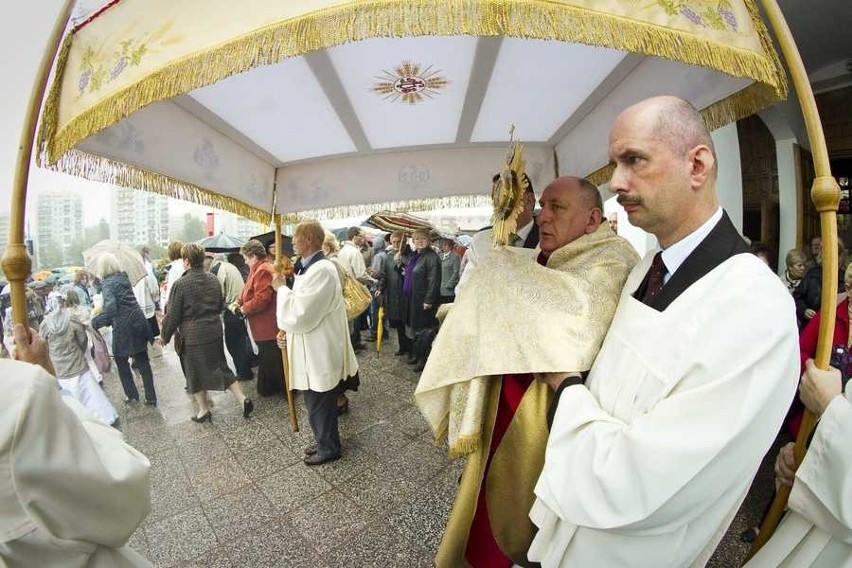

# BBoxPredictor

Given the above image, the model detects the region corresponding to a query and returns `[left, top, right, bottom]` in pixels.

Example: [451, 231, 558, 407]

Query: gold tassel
[42, 0, 786, 164]
[449, 434, 483, 460]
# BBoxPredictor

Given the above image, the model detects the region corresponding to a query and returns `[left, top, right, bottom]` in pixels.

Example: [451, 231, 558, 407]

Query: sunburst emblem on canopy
[372, 61, 448, 105]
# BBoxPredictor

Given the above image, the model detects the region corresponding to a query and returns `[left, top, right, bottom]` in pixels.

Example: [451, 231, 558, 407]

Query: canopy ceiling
[39, 0, 787, 223]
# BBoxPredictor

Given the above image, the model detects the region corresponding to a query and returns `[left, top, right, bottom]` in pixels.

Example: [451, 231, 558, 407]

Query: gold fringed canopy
[37, 0, 788, 221]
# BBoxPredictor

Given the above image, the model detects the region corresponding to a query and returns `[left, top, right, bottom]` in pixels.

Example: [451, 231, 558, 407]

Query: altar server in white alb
[1, 324, 151, 566]
[746, 360, 852, 567]
[273, 219, 359, 466]
[529, 96, 800, 567]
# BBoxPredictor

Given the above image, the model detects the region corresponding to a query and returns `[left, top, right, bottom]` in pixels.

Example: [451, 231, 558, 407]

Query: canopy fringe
[46, 149, 274, 225]
[43, 149, 493, 224]
[40, 0, 786, 164]
[295, 195, 494, 222]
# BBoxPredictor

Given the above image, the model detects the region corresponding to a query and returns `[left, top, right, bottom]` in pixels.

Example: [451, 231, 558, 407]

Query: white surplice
[276, 258, 358, 392]
[746, 388, 852, 567]
[0, 360, 151, 567]
[529, 253, 800, 567]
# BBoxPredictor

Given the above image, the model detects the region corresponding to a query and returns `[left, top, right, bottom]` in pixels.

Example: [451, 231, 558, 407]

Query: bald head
[608, 96, 720, 247]
[620, 96, 717, 178]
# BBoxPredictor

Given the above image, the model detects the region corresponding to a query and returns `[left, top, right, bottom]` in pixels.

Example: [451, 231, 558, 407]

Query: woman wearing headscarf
[402, 228, 441, 372]
[237, 239, 284, 396]
[91, 253, 157, 405]
[160, 243, 253, 422]
[41, 291, 118, 426]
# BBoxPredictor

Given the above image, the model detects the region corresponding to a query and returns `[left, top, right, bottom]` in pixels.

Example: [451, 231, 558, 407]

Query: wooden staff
[2, 0, 75, 326]
[748, 0, 841, 558]
[274, 216, 298, 432]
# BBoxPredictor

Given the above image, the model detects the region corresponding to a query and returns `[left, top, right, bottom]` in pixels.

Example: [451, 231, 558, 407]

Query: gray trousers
[304, 384, 342, 459]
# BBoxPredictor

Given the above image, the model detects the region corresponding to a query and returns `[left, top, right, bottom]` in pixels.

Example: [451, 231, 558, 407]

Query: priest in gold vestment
[415, 176, 638, 567]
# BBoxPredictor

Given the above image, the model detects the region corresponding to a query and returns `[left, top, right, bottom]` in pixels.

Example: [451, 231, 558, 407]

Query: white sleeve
[351, 249, 367, 279]
[276, 263, 339, 334]
[11, 365, 151, 547]
[535, 288, 799, 534]
[789, 391, 852, 543]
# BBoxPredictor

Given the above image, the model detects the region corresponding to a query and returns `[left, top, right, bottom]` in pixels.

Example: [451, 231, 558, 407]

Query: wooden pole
[748, 0, 841, 559]
[274, 215, 298, 432]
[2, 0, 75, 327]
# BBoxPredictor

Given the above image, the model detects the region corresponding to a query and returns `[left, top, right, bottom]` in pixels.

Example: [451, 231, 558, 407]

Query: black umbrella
[247, 231, 294, 257]
[196, 232, 246, 252]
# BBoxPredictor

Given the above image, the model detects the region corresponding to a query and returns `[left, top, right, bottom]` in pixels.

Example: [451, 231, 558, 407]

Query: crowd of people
[1, 94, 850, 567]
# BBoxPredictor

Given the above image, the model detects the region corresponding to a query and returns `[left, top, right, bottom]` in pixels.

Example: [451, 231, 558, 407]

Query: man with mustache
[528, 96, 800, 567]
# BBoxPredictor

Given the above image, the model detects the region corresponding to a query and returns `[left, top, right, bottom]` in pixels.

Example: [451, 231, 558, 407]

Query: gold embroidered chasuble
[415, 226, 638, 565]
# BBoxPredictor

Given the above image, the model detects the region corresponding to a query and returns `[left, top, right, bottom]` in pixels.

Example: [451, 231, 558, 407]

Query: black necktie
[641, 252, 667, 304]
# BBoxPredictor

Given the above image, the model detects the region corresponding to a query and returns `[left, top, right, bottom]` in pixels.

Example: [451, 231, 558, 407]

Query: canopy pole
[2, 0, 75, 328]
[274, 215, 299, 432]
[748, 0, 840, 558]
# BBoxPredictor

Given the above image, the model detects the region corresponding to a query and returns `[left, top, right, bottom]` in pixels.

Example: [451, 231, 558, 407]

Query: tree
[179, 213, 205, 243]
[66, 217, 113, 267]
[37, 239, 64, 270]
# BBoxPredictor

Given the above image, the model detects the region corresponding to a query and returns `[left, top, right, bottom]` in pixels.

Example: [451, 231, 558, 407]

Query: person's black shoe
[242, 398, 254, 418]
[144, 399, 157, 406]
[353, 344, 365, 353]
[304, 453, 341, 466]
[191, 411, 212, 423]
[413, 361, 426, 372]
[365, 335, 377, 342]
[304, 444, 318, 456]
[394, 349, 408, 356]
[124, 397, 139, 404]
[740, 527, 759, 543]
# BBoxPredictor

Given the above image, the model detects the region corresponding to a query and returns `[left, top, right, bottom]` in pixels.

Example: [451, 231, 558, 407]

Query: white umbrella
[82, 240, 147, 285]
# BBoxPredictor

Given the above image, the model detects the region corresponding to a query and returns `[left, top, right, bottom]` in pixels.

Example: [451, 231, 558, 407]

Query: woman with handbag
[160, 244, 253, 423]
[41, 291, 118, 426]
[237, 239, 284, 396]
[402, 229, 442, 372]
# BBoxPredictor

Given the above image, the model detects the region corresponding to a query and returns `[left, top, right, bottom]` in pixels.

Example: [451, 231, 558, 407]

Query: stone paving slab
[101, 337, 776, 567]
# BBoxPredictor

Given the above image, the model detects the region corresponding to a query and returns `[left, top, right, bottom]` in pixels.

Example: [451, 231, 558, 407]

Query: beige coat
[276, 258, 358, 392]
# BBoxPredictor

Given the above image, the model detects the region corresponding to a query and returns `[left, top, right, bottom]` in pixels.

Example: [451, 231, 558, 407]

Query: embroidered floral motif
[652, 0, 738, 31]
[75, 20, 179, 96]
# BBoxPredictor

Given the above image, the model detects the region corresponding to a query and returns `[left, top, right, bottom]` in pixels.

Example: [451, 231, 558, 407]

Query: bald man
[427, 176, 638, 567]
[529, 96, 800, 566]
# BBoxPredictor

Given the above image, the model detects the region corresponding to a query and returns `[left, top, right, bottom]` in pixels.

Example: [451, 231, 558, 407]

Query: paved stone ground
[106, 337, 781, 567]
